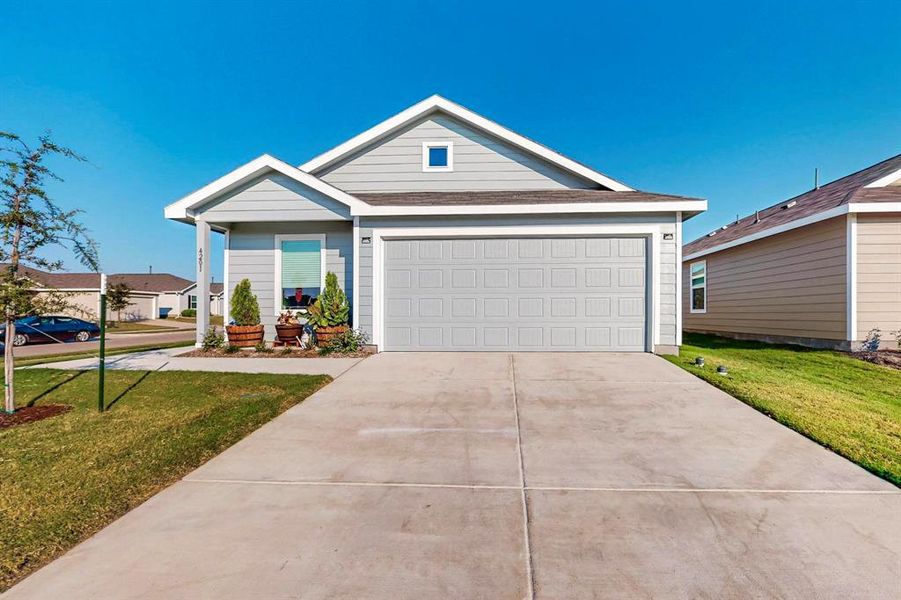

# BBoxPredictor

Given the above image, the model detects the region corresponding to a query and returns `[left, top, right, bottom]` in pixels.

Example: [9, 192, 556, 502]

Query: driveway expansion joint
[509, 354, 536, 600]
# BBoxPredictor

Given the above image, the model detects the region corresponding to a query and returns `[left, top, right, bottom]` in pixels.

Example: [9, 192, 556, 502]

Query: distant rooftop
[0, 265, 197, 293]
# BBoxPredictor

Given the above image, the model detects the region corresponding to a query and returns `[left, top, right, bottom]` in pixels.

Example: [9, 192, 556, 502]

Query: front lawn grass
[0, 368, 330, 590]
[106, 321, 180, 333]
[666, 333, 901, 487]
[172, 315, 224, 326]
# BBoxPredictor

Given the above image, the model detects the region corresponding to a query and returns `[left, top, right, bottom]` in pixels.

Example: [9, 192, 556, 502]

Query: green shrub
[319, 328, 369, 355]
[181, 308, 197, 317]
[201, 327, 224, 351]
[306, 272, 349, 329]
[254, 340, 272, 353]
[224, 344, 241, 354]
[230, 279, 260, 326]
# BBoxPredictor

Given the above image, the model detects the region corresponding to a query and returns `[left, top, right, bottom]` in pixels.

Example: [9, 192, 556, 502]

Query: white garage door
[383, 237, 647, 351]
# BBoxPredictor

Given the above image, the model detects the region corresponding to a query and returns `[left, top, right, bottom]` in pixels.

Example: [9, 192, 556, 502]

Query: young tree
[106, 282, 133, 323]
[0, 132, 98, 413]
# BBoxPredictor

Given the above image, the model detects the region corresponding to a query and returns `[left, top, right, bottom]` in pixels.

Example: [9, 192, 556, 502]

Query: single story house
[165, 95, 706, 352]
[113, 273, 193, 318]
[176, 282, 224, 316]
[2, 265, 207, 320]
[682, 153, 901, 350]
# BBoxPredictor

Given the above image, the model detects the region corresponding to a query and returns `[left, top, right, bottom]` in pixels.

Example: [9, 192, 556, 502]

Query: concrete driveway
[7, 353, 899, 599]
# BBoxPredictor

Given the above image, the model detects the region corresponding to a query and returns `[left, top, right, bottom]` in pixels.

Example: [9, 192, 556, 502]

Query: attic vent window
[422, 142, 453, 172]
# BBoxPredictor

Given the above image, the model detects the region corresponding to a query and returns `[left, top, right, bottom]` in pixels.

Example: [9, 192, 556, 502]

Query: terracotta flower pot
[315, 325, 349, 345]
[275, 323, 305, 344]
[226, 324, 265, 348]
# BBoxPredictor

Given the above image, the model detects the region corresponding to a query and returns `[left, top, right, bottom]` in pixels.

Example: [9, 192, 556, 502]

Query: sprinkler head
[716, 365, 728, 375]
[694, 357, 705, 367]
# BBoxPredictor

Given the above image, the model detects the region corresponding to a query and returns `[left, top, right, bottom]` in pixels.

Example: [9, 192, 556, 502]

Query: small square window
[422, 142, 453, 172]
[428, 146, 448, 167]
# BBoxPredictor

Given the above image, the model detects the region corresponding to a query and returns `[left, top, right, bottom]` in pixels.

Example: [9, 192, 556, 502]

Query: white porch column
[223, 229, 230, 326]
[195, 219, 211, 346]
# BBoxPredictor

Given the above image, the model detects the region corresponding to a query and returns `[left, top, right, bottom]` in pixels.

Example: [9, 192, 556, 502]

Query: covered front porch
[164, 156, 365, 346]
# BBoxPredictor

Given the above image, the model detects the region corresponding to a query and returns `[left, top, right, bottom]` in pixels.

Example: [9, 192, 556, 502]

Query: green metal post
[98, 276, 107, 413]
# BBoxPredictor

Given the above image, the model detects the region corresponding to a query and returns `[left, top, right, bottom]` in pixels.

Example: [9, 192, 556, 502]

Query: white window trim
[689, 260, 707, 314]
[273, 233, 327, 316]
[421, 141, 453, 172]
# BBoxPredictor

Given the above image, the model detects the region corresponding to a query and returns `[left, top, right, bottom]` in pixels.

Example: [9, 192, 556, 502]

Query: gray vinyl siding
[856, 213, 901, 346]
[228, 222, 353, 339]
[659, 220, 677, 344]
[357, 214, 678, 348]
[318, 114, 598, 193]
[200, 174, 351, 222]
[358, 226, 374, 335]
[683, 216, 848, 344]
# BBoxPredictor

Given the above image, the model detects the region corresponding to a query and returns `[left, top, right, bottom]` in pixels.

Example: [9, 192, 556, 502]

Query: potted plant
[225, 278, 264, 347]
[275, 311, 304, 345]
[306, 271, 350, 345]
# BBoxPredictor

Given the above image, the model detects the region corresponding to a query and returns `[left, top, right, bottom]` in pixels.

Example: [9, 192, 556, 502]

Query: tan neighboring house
[5, 265, 194, 320]
[682, 153, 901, 350]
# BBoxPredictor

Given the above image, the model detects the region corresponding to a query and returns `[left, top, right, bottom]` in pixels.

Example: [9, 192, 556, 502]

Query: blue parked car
[0, 315, 101, 346]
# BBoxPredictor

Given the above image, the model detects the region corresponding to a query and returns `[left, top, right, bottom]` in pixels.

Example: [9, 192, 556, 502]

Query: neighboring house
[165, 95, 706, 352]
[177, 282, 224, 316]
[682, 154, 901, 350]
[111, 273, 193, 318]
[1, 264, 193, 320]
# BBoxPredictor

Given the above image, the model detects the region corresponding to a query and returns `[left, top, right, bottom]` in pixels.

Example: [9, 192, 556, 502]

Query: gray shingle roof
[0, 265, 193, 293]
[356, 189, 703, 206]
[684, 153, 901, 256]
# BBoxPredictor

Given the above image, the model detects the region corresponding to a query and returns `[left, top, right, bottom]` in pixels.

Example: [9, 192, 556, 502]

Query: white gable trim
[164, 154, 368, 221]
[684, 201, 901, 261]
[864, 168, 901, 188]
[299, 95, 633, 192]
[354, 200, 705, 217]
[684, 205, 849, 261]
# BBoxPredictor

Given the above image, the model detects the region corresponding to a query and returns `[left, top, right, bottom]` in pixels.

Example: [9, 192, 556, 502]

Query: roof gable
[300, 95, 632, 192]
[164, 154, 367, 222]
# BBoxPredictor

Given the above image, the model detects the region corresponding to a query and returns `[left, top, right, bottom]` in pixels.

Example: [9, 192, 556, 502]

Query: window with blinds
[281, 239, 321, 308]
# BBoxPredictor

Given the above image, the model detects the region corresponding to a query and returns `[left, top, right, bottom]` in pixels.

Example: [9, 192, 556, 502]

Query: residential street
[6, 353, 898, 599]
[10, 328, 195, 359]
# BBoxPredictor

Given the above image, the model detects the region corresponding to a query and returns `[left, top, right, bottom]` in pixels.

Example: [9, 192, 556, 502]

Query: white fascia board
[849, 202, 901, 213]
[351, 200, 706, 217]
[683, 205, 850, 261]
[683, 201, 901, 261]
[163, 154, 367, 221]
[299, 95, 633, 192]
[864, 168, 901, 188]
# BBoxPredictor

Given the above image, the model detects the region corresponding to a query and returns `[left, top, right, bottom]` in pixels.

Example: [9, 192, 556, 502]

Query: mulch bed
[179, 347, 372, 359]
[852, 350, 901, 371]
[0, 404, 72, 430]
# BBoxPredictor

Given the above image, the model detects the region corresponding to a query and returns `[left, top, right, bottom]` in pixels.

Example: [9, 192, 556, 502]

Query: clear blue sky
[2, 1, 899, 282]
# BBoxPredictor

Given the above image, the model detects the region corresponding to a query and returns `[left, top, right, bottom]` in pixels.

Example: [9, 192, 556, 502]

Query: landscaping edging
[179, 347, 372, 359]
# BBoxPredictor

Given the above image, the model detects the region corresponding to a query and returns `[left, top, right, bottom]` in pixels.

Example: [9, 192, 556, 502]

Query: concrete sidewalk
[32, 346, 364, 378]
[6, 352, 899, 599]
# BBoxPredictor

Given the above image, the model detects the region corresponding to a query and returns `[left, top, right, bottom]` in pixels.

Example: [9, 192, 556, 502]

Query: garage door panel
[384, 237, 647, 351]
